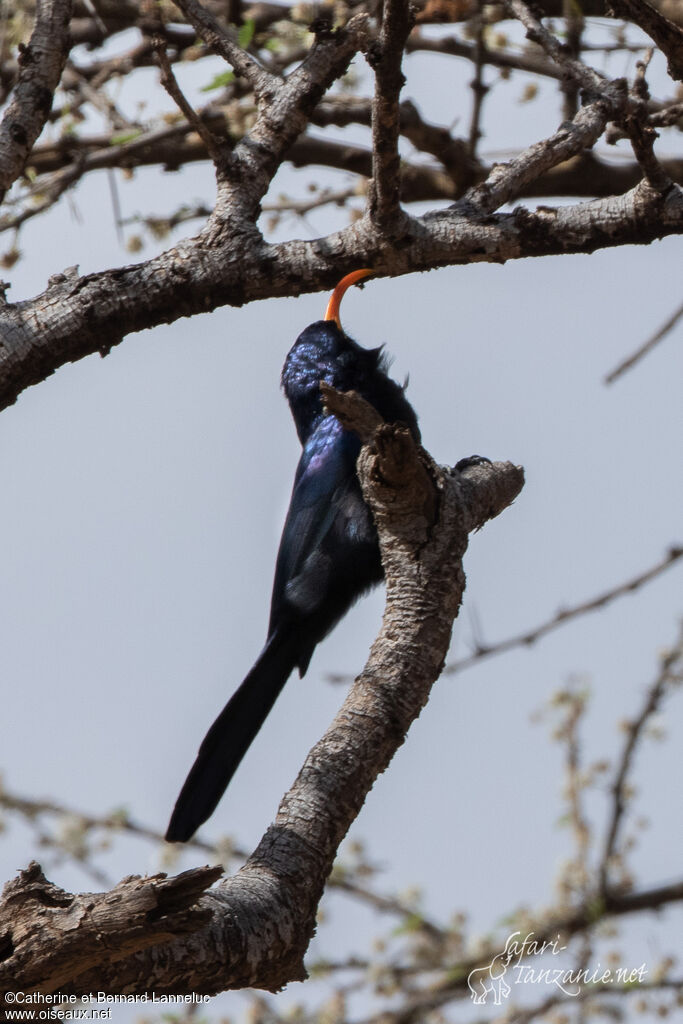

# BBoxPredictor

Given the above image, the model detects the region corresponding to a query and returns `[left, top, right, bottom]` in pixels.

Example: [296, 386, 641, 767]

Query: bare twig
[172, 0, 278, 101]
[605, 300, 683, 383]
[467, 4, 489, 158]
[443, 546, 682, 674]
[332, 879, 447, 942]
[561, 0, 585, 120]
[61, 61, 135, 132]
[0, 786, 244, 860]
[263, 186, 361, 218]
[151, 34, 229, 166]
[368, 0, 415, 232]
[620, 50, 675, 194]
[607, 0, 683, 81]
[505, 0, 608, 96]
[407, 30, 566, 81]
[598, 625, 683, 893]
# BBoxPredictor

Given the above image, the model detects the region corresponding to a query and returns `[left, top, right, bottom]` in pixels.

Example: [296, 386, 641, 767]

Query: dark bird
[165, 270, 420, 842]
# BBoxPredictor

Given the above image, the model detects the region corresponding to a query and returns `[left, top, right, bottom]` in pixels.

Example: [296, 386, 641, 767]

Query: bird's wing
[268, 417, 361, 629]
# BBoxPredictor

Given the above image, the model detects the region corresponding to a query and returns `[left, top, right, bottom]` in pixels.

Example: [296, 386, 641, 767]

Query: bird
[165, 270, 421, 842]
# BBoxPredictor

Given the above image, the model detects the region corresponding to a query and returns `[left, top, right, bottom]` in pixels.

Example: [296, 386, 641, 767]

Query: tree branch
[10, 124, 683, 230]
[0, 179, 681, 412]
[0, 0, 73, 201]
[0, 862, 222, 995]
[148, 27, 229, 167]
[505, 0, 608, 95]
[466, 93, 625, 214]
[598, 625, 683, 893]
[0, 401, 524, 996]
[214, 13, 370, 214]
[444, 545, 682, 673]
[608, 0, 683, 80]
[605, 298, 683, 383]
[171, 0, 279, 100]
[368, 0, 414, 233]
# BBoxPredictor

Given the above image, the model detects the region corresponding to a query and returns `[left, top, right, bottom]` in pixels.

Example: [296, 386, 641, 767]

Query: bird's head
[283, 270, 384, 442]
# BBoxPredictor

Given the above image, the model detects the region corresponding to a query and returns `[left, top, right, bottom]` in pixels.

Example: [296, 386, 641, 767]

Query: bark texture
[0, 395, 524, 996]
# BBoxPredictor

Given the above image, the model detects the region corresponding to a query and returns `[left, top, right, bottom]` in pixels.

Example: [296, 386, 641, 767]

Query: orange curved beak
[324, 269, 373, 328]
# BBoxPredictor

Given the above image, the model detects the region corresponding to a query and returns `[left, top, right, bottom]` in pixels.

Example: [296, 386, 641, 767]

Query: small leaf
[238, 19, 255, 48]
[200, 70, 235, 92]
[111, 130, 142, 146]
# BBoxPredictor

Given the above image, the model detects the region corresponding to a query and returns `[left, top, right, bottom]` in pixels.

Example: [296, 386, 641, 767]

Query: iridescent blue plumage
[166, 314, 420, 842]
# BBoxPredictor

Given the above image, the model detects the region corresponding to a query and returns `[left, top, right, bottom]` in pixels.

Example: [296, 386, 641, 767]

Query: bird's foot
[454, 455, 492, 472]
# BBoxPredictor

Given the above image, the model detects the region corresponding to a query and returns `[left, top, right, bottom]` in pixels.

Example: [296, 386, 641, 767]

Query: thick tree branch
[0, 179, 681, 412]
[0, 0, 73, 201]
[0, 862, 222, 995]
[0, 403, 524, 996]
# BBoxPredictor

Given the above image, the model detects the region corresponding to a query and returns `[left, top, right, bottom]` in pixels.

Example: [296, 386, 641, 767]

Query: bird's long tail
[165, 629, 298, 843]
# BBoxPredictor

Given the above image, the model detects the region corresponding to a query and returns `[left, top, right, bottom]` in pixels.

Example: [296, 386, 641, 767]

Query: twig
[649, 101, 683, 127]
[467, 4, 489, 158]
[443, 547, 682, 674]
[151, 32, 229, 166]
[263, 186, 361, 217]
[560, 688, 593, 905]
[0, 786, 243, 859]
[80, 0, 107, 38]
[605, 300, 683, 383]
[172, 0, 278, 101]
[407, 31, 566, 81]
[0, 158, 85, 233]
[606, 0, 683, 81]
[505, 0, 609, 96]
[598, 624, 683, 893]
[62, 61, 135, 132]
[620, 50, 674, 194]
[561, 0, 585, 120]
[368, 0, 415, 232]
[332, 879, 446, 942]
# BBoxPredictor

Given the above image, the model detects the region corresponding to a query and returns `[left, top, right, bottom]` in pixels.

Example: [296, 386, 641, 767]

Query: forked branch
[0, 393, 523, 996]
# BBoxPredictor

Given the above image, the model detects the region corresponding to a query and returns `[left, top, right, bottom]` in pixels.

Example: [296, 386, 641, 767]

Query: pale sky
[0, 18, 681, 1021]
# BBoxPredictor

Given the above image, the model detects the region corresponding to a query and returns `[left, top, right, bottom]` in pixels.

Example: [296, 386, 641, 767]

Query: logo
[467, 931, 647, 1005]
